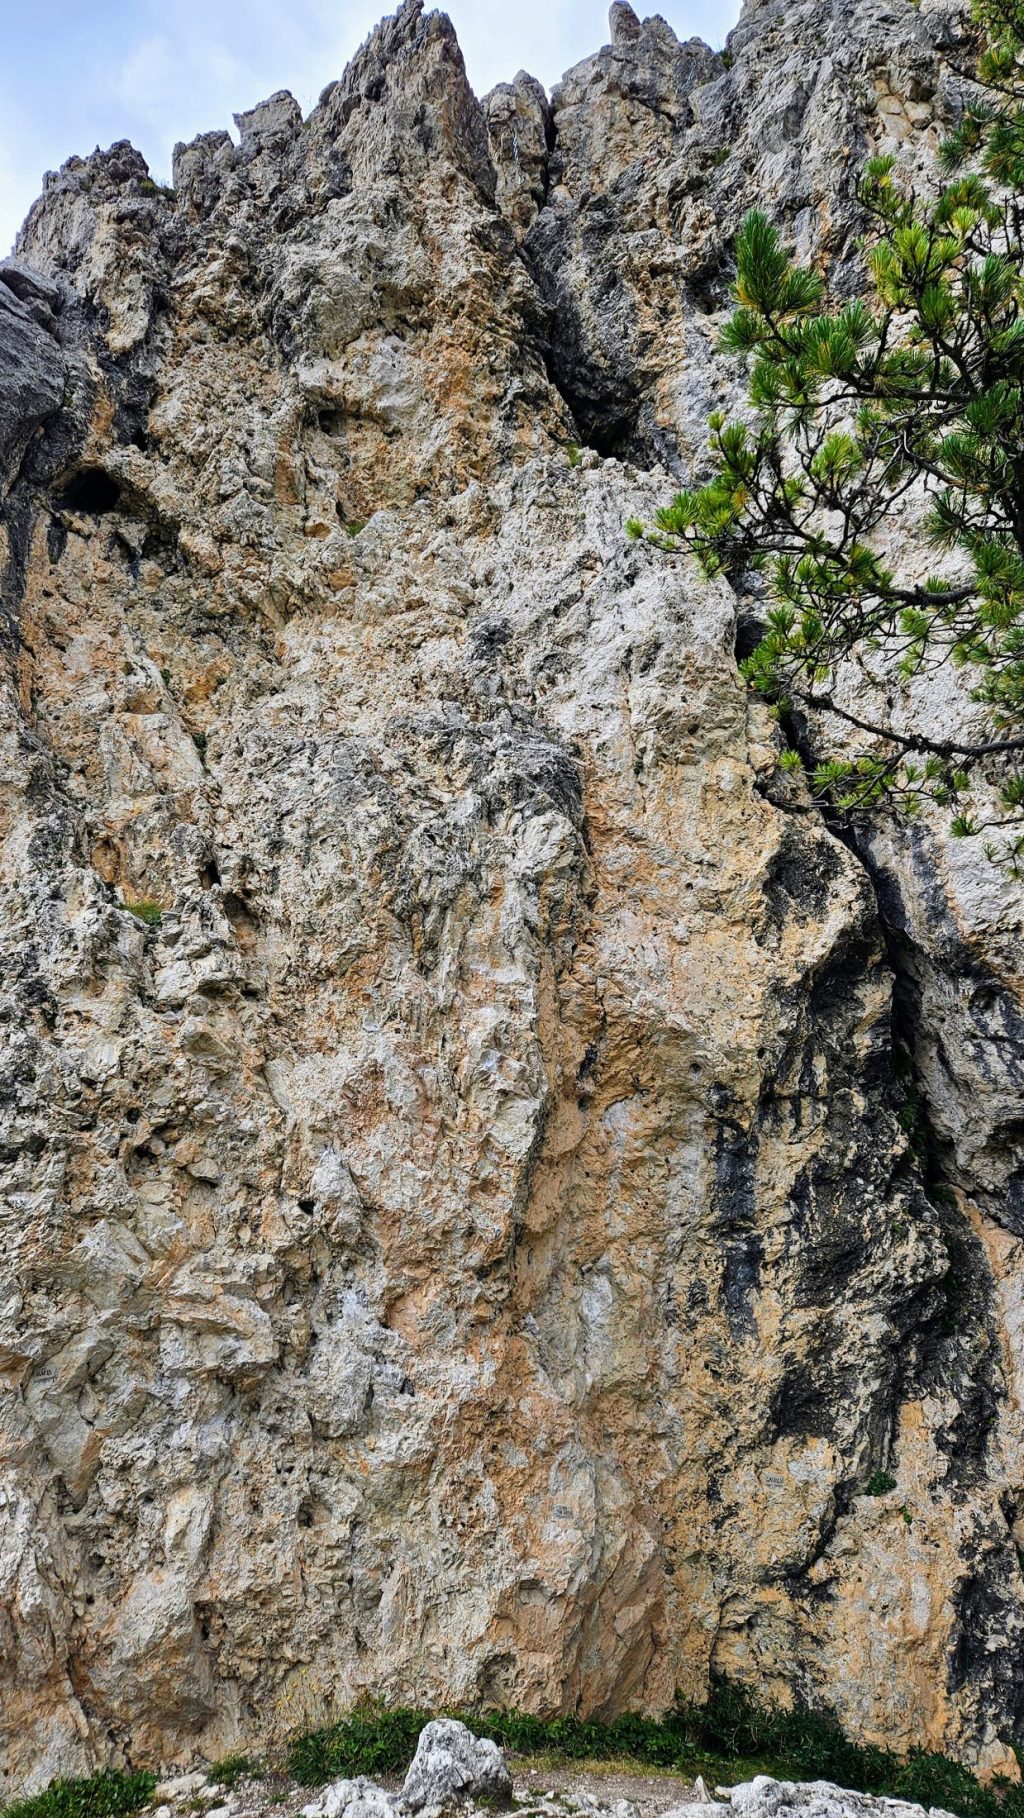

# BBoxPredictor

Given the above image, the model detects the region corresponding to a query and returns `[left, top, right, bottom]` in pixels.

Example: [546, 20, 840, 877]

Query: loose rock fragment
[401, 1721, 513, 1813]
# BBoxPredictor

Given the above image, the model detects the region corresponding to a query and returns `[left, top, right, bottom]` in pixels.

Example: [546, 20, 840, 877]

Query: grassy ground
[1, 1771, 157, 1818]
[4, 1687, 1022, 1818]
[283, 1687, 1024, 1818]
[507, 1753, 685, 1779]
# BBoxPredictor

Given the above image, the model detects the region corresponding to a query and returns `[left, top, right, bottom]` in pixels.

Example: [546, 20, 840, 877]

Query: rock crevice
[1, 0, 1023, 1794]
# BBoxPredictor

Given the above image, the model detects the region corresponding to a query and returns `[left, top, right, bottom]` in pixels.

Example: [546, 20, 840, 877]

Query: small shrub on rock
[864, 1471, 898, 1496]
[124, 899, 163, 926]
[207, 1756, 262, 1790]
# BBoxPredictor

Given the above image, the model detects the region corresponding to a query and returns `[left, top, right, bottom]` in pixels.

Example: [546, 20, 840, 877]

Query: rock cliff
[2, 0, 1024, 1794]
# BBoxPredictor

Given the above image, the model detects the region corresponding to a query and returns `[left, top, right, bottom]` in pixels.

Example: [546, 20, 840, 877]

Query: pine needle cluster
[628, 0, 1024, 867]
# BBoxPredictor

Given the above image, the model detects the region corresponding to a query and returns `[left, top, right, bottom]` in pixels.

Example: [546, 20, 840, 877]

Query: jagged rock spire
[609, 1, 643, 44]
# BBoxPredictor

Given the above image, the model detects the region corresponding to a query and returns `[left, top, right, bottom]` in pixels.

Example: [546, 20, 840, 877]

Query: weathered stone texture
[1, 0, 1023, 1794]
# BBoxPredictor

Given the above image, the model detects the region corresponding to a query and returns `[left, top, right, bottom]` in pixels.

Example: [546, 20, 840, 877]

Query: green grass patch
[124, 899, 163, 926]
[286, 1684, 1023, 1818]
[1, 1770, 157, 1818]
[207, 1755, 262, 1790]
[511, 1753, 680, 1780]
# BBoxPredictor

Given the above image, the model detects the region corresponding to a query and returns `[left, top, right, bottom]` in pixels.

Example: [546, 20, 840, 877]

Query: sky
[0, 0, 741, 255]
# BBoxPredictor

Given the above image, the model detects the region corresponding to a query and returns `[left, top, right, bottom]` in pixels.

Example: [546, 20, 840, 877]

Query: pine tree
[628, 0, 1024, 866]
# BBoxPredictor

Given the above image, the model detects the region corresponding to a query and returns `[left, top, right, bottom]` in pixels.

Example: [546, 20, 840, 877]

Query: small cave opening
[61, 468, 121, 515]
[686, 272, 731, 317]
[581, 406, 640, 460]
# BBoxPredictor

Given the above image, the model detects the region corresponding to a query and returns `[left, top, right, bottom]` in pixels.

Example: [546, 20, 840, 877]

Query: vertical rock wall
[1, 0, 1022, 1794]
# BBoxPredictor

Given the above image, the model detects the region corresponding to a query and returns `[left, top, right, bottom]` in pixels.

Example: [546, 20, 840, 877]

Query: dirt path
[508, 1756, 703, 1811]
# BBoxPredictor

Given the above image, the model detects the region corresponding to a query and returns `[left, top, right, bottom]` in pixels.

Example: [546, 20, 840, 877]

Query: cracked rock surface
[1, 0, 1023, 1794]
[400, 1721, 514, 1813]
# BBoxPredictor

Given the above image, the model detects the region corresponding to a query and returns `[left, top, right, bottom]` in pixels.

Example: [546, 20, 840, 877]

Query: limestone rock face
[0, 262, 67, 496]
[1, 0, 1023, 1794]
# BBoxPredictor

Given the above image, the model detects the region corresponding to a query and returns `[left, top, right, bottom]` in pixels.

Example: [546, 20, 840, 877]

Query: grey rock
[0, 276, 65, 496]
[484, 71, 551, 234]
[0, 256, 63, 326]
[303, 1779, 402, 1818]
[609, 3, 643, 45]
[664, 1784, 959, 1818]
[729, 1780, 957, 1818]
[234, 89, 303, 156]
[401, 1722, 513, 1813]
[153, 1775, 211, 1802]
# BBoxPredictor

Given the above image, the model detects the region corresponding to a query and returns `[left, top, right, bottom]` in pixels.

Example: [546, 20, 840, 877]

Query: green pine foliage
[628, 0, 1024, 867]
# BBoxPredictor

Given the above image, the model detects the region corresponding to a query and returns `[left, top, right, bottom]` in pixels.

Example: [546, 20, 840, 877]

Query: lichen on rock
[1, 0, 1023, 1795]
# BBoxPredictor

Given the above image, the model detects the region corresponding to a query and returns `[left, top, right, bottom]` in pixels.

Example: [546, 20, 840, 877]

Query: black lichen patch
[734, 610, 766, 663]
[845, 844, 1016, 1486]
[763, 828, 844, 927]
[947, 1563, 1024, 1749]
[898, 1201, 1004, 1488]
[470, 618, 512, 662]
[769, 1359, 837, 1441]
[712, 1114, 762, 1334]
[785, 1160, 882, 1309]
[46, 516, 68, 565]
